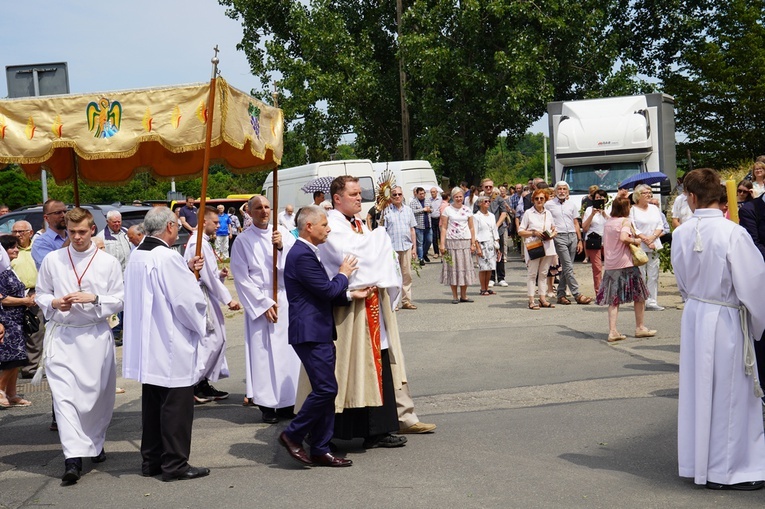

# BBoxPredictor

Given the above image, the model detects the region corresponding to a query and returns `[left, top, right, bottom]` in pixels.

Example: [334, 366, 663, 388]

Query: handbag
[627, 222, 648, 267]
[585, 232, 602, 250]
[23, 308, 40, 335]
[526, 239, 545, 260]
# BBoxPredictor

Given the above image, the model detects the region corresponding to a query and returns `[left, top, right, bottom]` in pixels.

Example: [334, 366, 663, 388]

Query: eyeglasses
[11, 229, 31, 234]
[46, 209, 67, 216]
[640, 191, 652, 195]
[533, 197, 546, 201]
[391, 193, 403, 197]
[738, 189, 750, 194]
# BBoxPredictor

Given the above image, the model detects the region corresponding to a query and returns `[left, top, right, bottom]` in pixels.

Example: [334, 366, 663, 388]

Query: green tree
[222, 0, 649, 184]
[625, 0, 765, 168]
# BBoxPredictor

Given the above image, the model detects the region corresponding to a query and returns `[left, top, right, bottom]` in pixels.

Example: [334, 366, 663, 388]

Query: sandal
[607, 333, 627, 343]
[479, 290, 488, 296]
[486, 290, 496, 295]
[557, 296, 571, 305]
[0, 390, 9, 409]
[575, 294, 593, 305]
[459, 298, 474, 303]
[451, 299, 460, 304]
[8, 396, 31, 407]
[528, 302, 540, 310]
[539, 300, 555, 308]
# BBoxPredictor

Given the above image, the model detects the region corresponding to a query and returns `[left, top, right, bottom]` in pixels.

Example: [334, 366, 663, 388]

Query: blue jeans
[415, 228, 432, 260]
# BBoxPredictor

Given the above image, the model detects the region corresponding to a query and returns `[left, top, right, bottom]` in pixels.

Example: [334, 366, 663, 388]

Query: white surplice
[230, 224, 300, 408]
[122, 238, 208, 388]
[672, 208, 765, 485]
[35, 243, 124, 459]
[185, 233, 231, 381]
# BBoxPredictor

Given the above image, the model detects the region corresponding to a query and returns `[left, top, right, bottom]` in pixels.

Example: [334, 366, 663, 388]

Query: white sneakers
[497, 280, 508, 287]
[645, 303, 665, 311]
[488, 280, 495, 287]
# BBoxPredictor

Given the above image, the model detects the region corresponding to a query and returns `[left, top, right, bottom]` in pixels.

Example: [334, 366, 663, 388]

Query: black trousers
[141, 384, 194, 476]
[333, 349, 398, 440]
[491, 233, 506, 282]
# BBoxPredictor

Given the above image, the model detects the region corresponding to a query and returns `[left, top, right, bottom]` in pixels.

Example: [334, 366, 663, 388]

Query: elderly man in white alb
[36, 207, 124, 485]
[123, 206, 210, 482]
[230, 195, 300, 424]
[185, 207, 241, 404]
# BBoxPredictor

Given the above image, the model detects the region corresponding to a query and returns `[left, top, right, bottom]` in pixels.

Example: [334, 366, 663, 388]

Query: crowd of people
[3, 161, 765, 490]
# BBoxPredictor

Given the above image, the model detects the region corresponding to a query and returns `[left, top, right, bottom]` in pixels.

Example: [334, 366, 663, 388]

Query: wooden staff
[271, 84, 280, 301]
[72, 152, 81, 207]
[194, 46, 220, 278]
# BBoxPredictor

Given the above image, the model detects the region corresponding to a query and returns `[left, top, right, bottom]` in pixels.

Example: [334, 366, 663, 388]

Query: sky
[0, 0, 548, 135]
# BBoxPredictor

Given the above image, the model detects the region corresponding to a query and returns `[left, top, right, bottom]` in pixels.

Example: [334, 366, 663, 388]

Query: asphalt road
[1, 248, 762, 508]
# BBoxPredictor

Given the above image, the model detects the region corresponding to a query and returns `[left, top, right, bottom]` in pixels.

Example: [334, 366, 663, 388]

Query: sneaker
[645, 304, 665, 311]
[488, 280, 495, 287]
[193, 391, 213, 404]
[197, 379, 229, 401]
[497, 280, 508, 287]
[419, 259, 425, 267]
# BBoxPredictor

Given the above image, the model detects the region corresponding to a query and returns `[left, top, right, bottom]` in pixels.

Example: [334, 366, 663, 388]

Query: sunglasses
[533, 197, 546, 201]
[738, 189, 750, 194]
[392, 193, 403, 197]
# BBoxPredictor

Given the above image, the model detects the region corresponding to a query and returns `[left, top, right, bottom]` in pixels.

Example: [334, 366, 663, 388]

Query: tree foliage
[222, 0, 649, 184]
[626, 0, 765, 168]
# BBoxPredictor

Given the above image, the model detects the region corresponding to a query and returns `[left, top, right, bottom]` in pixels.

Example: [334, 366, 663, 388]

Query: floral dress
[0, 269, 29, 369]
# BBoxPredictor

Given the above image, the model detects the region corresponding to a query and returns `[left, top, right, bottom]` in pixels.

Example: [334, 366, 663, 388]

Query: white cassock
[184, 233, 231, 381]
[122, 239, 207, 388]
[35, 243, 124, 459]
[672, 208, 765, 485]
[230, 224, 300, 408]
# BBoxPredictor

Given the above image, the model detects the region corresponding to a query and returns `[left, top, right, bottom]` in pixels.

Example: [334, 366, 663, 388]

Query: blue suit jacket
[284, 239, 350, 345]
[739, 198, 765, 262]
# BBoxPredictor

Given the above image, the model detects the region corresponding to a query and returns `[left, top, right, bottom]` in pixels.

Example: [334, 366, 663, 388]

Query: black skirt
[333, 349, 399, 440]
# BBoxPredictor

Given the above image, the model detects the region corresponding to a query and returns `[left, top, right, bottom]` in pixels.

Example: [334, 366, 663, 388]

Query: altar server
[123, 206, 210, 482]
[230, 195, 300, 424]
[36, 207, 124, 484]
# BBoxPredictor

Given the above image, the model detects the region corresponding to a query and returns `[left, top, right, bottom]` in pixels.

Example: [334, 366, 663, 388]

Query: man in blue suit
[279, 205, 371, 467]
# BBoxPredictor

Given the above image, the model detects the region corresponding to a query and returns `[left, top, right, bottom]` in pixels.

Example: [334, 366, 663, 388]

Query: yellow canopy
[0, 77, 282, 184]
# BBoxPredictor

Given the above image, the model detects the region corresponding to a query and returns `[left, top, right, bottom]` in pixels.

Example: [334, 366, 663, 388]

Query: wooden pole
[194, 46, 220, 278]
[271, 84, 280, 301]
[72, 152, 81, 207]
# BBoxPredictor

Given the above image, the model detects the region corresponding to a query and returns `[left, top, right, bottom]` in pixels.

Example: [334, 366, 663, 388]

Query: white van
[372, 160, 440, 203]
[261, 159, 376, 213]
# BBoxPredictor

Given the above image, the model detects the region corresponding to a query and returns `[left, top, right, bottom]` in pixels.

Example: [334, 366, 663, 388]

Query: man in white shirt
[545, 181, 592, 305]
[277, 204, 297, 231]
[671, 192, 693, 229]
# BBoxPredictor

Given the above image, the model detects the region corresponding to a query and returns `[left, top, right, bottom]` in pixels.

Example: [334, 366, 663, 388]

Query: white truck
[261, 159, 376, 213]
[547, 93, 677, 210]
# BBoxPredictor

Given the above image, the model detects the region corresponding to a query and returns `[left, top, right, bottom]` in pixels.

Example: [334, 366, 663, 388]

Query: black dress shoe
[260, 407, 278, 424]
[162, 466, 210, 482]
[706, 480, 765, 491]
[61, 458, 82, 484]
[278, 431, 313, 466]
[310, 453, 352, 467]
[363, 433, 407, 449]
[91, 449, 106, 463]
[276, 406, 296, 419]
[423, 256, 431, 263]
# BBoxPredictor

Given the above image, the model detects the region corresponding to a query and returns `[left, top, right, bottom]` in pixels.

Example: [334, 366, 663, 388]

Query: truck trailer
[547, 93, 676, 210]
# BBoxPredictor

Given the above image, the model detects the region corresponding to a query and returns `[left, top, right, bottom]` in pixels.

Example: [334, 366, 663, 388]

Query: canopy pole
[71, 151, 81, 207]
[271, 84, 280, 303]
[194, 46, 220, 279]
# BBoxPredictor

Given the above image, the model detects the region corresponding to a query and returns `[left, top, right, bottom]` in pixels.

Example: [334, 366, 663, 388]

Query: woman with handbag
[0, 235, 34, 407]
[596, 197, 655, 342]
[582, 189, 610, 292]
[518, 189, 557, 309]
[473, 196, 502, 296]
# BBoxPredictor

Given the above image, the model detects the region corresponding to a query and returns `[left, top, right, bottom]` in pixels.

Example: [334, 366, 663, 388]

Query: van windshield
[562, 163, 642, 193]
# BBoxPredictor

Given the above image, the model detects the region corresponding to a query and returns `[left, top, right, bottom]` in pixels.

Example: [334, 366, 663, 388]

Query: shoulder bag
[23, 308, 40, 335]
[627, 221, 648, 267]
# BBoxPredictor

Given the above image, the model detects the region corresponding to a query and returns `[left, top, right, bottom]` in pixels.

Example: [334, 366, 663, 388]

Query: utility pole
[396, 0, 411, 160]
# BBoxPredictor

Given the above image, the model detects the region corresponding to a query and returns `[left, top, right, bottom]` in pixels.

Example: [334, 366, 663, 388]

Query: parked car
[0, 203, 189, 253]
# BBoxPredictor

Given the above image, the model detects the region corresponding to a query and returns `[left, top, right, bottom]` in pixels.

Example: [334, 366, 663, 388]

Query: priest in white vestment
[185, 207, 241, 403]
[123, 206, 211, 482]
[35, 208, 124, 484]
[672, 168, 765, 490]
[230, 196, 300, 424]
[310, 176, 435, 448]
